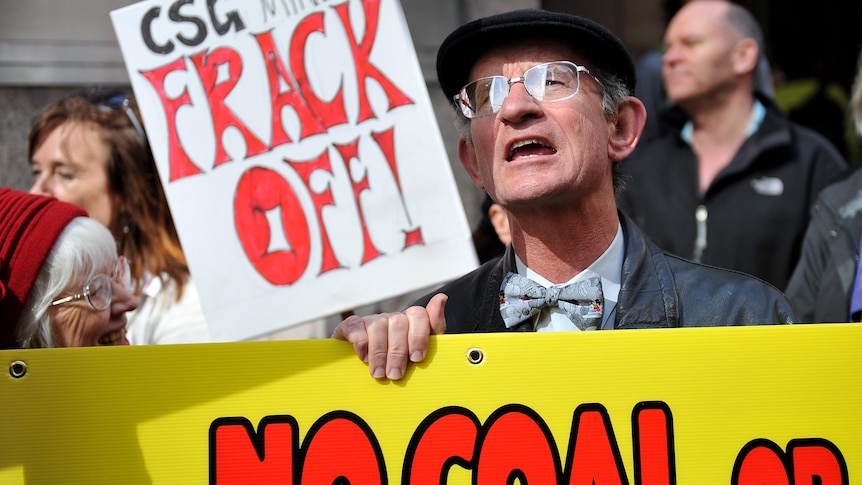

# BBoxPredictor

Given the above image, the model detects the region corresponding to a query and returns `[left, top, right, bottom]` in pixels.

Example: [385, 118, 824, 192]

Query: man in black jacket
[617, 0, 845, 290]
[334, 8, 796, 381]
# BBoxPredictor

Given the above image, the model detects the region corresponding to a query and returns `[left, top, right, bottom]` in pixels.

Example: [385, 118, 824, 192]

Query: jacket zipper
[693, 205, 708, 263]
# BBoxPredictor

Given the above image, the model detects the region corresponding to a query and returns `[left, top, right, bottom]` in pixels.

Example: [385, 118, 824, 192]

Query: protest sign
[0, 324, 859, 483]
[110, 0, 477, 340]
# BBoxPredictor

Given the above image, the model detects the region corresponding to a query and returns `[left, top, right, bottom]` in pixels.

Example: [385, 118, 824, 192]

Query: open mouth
[508, 139, 557, 161]
[98, 327, 127, 345]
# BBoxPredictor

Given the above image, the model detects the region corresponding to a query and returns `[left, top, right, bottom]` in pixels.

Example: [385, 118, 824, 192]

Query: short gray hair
[15, 217, 117, 348]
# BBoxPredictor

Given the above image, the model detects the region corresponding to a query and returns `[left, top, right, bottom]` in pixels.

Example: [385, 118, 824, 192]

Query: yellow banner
[1, 323, 858, 484]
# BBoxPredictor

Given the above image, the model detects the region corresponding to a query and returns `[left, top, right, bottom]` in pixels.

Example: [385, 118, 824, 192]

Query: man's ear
[488, 203, 511, 245]
[732, 38, 759, 77]
[458, 136, 485, 189]
[608, 96, 647, 161]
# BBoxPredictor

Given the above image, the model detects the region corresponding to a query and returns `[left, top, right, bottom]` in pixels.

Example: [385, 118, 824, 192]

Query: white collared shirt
[514, 223, 624, 331]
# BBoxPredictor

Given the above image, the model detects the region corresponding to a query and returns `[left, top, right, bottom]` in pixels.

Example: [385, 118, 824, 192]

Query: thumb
[426, 293, 448, 335]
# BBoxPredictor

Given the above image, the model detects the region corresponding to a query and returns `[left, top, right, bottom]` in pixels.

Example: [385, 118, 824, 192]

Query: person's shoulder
[661, 253, 796, 323]
[758, 107, 847, 175]
[822, 160, 862, 187]
[781, 116, 846, 161]
[814, 162, 862, 215]
[786, 119, 838, 145]
[619, 213, 795, 322]
[663, 251, 791, 300]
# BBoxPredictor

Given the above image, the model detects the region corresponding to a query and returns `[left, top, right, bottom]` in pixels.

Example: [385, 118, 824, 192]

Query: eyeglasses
[98, 93, 148, 144]
[76, 87, 148, 145]
[51, 256, 131, 311]
[453, 61, 599, 119]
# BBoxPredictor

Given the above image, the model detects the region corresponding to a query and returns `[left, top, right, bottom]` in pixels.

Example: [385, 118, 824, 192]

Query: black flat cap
[436, 9, 636, 103]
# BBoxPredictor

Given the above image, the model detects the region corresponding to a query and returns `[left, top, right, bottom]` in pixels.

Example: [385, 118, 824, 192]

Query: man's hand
[332, 293, 448, 380]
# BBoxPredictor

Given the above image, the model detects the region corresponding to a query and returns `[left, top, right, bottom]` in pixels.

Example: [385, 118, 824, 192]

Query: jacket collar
[615, 212, 681, 328]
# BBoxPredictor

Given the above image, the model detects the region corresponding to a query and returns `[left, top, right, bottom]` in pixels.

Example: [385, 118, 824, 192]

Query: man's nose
[498, 81, 542, 121]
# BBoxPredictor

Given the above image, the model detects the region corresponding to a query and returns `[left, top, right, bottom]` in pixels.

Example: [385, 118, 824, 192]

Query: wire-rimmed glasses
[453, 60, 599, 119]
[51, 256, 131, 311]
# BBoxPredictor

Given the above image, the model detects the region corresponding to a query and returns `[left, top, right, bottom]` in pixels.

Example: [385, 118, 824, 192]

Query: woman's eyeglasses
[75, 87, 148, 145]
[51, 256, 131, 311]
[98, 93, 148, 144]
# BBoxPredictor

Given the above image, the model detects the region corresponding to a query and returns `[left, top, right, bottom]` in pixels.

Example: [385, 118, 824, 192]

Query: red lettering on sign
[285, 150, 344, 275]
[210, 402, 684, 483]
[139, 58, 204, 182]
[233, 129, 424, 283]
[253, 30, 329, 147]
[290, 12, 349, 129]
[301, 411, 387, 483]
[477, 404, 562, 483]
[565, 404, 628, 485]
[732, 438, 848, 485]
[791, 439, 849, 485]
[141, 1, 419, 186]
[403, 407, 480, 484]
[733, 440, 792, 485]
[371, 128, 423, 249]
[632, 401, 675, 485]
[210, 416, 297, 484]
[210, 412, 385, 484]
[234, 167, 311, 285]
[190, 48, 269, 167]
[404, 403, 658, 483]
[333, 139, 384, 265]
[333, 0, 414, 122]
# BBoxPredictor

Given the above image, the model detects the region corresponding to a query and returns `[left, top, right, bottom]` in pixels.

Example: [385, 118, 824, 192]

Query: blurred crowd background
[1, 0, 860, 229]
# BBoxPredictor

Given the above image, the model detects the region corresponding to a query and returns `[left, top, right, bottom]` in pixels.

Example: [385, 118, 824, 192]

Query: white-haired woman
[0, 188, 138, 348]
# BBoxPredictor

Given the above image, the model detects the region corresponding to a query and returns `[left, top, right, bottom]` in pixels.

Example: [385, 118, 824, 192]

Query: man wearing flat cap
[334, 9, 797, 380]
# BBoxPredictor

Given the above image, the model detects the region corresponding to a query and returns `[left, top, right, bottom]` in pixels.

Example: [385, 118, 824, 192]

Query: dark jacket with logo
[617, 96, 845, 289]
[785, 164, 862, 322]
[412, 212, 796, 332]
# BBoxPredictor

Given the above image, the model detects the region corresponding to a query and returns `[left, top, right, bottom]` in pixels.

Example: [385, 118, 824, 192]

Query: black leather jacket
[412, 212, 796, 332]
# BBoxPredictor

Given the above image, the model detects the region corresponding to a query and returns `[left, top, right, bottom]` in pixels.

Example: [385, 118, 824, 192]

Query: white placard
[110, 0, 477, 341]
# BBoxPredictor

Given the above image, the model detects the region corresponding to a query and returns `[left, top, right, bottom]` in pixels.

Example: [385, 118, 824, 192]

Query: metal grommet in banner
[9, 360, 27, 378]
[467, 348, 484, 365]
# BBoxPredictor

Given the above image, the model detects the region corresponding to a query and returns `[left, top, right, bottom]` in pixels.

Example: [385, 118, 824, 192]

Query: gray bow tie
[499, 272, 604, 331]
